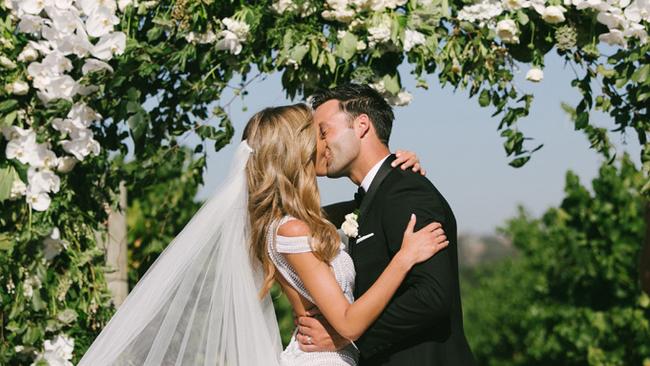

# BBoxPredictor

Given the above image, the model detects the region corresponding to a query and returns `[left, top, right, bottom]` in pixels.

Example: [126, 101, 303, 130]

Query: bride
[78, 103, 448, 366]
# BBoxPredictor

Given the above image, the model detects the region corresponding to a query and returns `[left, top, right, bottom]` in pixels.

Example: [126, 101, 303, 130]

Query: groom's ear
[355, 114, 372, 139]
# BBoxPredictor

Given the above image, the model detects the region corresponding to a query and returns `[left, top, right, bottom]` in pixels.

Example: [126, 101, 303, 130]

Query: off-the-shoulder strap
[275, 216, 313, 254]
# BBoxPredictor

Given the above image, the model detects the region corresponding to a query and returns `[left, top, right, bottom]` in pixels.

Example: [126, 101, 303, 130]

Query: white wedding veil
[79, 141, 282, 366]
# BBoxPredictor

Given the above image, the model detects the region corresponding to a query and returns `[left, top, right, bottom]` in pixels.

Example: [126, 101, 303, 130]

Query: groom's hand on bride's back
[296, 312, 350, 352]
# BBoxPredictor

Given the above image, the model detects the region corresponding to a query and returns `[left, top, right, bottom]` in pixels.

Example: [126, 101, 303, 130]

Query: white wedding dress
[78, 141, 359, 366]
[268, 216, 360, 366]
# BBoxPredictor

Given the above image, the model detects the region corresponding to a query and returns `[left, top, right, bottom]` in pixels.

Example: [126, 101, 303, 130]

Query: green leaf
[517, 11, 529, 25]
[128, 111, 148, 142]
[335, 32, 358, 62]
[575, 111, 589, 130]
[479, 89, 491, 107]
[596, 65, 616, 79]
[509, 155, 530, 167]
[56, 309, 78, 324]
[0, 233, 13, 251]
[23, 326, 43, 345]
[326, 53, 336, 73]
[289, 44, 309, 64]
[2, 110, 17, 127]
[0, 99, 18, 113]
[637, 92, 650, 102]
[631, 64, 649, 83]
[310, 40, 319, 64]
[31, 290, 46, 311]
[0, 166, 17, 202]
[382, 74, 400, 94]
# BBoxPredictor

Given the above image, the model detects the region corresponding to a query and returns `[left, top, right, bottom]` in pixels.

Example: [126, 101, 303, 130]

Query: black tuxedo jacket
[324, 155, 476, 366]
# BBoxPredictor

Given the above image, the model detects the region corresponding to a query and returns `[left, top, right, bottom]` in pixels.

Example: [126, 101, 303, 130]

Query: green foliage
[124, 147, 203, 287]
[463, 156, 650, 365]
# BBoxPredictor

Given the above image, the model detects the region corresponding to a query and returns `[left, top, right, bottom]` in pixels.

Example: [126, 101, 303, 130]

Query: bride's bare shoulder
[277, 219, 310, 237]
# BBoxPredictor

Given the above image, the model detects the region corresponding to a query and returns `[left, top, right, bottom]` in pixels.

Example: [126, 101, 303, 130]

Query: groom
[298, 84, 476, 365]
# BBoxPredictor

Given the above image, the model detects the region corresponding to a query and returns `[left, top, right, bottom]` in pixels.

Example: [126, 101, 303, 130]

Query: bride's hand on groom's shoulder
[296, 311, 350, 352]
[392, 150, 426, 176]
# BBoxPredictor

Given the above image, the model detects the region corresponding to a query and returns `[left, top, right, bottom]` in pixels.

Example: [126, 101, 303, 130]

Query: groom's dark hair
[310, 83, 394, 146]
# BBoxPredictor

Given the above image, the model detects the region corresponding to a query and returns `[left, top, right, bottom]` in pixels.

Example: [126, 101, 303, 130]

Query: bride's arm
[280, 215, 447, 341]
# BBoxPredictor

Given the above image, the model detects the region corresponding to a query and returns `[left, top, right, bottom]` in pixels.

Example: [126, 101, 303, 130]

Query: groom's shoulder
[383, 166, 437, 194]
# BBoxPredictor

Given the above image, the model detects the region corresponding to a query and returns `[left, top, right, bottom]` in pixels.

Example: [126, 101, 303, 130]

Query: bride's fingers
[433, 241, 449, 253]
[391, 152, 410, 168]
[432, 228, 445, 237]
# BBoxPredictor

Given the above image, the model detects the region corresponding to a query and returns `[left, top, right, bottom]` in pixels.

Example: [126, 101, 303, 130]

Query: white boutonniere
[341, 210, 359, 238]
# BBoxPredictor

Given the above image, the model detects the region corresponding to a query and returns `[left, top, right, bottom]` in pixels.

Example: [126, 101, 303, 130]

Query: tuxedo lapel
[358, 154, 396, 224]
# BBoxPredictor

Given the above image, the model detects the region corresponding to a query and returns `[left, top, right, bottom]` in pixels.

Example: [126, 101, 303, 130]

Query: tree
[462, 155, 650, 365]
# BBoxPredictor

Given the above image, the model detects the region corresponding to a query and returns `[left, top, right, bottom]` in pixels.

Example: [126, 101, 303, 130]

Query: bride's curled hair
[243, 103, 339, 298]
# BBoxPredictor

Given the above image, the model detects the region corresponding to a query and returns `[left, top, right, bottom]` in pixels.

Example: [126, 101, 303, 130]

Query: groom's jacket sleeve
[355, 174, 454, 358]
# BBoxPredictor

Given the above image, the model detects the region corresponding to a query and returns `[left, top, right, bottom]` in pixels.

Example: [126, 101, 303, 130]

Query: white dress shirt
[360, 154, 390, 192]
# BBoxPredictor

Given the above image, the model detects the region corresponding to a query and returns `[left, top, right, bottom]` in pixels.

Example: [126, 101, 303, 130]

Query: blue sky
[194, 54, 641, 235]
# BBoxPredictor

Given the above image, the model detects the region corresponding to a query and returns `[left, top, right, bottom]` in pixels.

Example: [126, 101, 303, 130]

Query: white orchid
[458, 0, 504, 23]
[496, 19, 520, 43]
[17, 44, 40, 62]
[58, 32, 93, 57]
[5, 131, 38, 165]
[368, 24, 392, 46]
[403, 29, 426, 51]
[37, 74, 78, 103]
[0, 55, 16, 69]
[542, 5, 566, 23]
[86, 7, 120, 37]
[387, 90, 414, 106]
[6, 80, 30, 95]
[9, 179, 27, 200]
[56, 156, 77, 173]
[184, 31, 217, 44]
[216, 30, 244, 55]
[68, 102, 101, 128]
[28, 166, 61, 194]
[51, 117, 76, 135]
[61, 133, 100, 161]
[17, 14, 45, 33]
[597, 10, 626, 29]
[26, 188, 52, 211]
[42, 50, 73, 74]
[77, 0, 117, 15]
[91, 32, 126, 60]
[2, 125, 32, 140]
[322, 0, 356, 22]
[623, 22, 648, 43]
[45, 6, 81, 35]
[624, 0, 650, 22]
[222, 17, 250, 39]
[19, 0, 53, 15]
[502, 0, 530, 10]
[599, 29, 628, 46]
[82, 58, 114, 74]
[526, 67, 544, 82]
[28, 40, 53, 55]
[31, 145, 59, 169]
[32, 334, 75, 366]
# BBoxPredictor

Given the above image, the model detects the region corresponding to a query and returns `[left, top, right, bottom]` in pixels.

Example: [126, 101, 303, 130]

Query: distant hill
[457, 233, 516, 269]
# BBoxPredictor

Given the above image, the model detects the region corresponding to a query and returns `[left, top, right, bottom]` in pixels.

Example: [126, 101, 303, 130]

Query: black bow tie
[354, 186, 366, 206]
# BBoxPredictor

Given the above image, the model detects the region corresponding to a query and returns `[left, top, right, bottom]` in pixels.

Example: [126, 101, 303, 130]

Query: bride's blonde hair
[243, 103, 339, 298]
